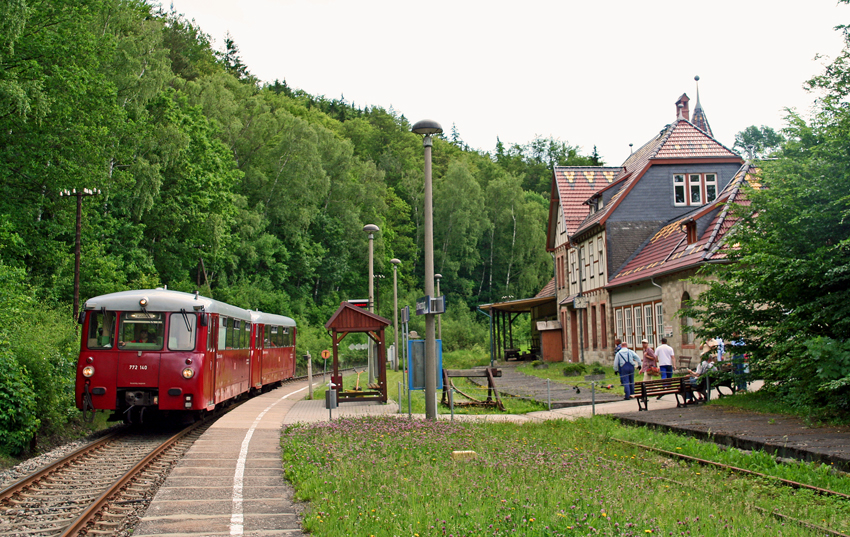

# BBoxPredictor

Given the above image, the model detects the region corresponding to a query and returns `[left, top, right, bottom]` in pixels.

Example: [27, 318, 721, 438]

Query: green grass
[517, 361, 621, 387]
[707, 389, 850, 426]
[598, 417, 850, 494]
[281, 416, 849, 536]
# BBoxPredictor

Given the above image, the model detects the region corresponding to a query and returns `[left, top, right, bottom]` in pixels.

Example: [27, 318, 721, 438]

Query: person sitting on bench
[684, 354, 716, 403]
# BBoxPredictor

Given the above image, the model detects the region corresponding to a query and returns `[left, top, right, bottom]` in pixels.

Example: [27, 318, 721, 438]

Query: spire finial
[694, 75, 701, 107]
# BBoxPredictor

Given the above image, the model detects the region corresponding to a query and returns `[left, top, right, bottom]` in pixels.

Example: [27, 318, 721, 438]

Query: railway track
[0, 420, 211, 537]
[0, 374, 344, 537]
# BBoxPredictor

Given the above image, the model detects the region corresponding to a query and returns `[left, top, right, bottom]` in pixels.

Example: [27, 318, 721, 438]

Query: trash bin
[325, 389, 338, 410]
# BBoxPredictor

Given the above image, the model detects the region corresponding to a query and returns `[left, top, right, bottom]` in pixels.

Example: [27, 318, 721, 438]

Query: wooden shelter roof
[324, 301, 390, 332]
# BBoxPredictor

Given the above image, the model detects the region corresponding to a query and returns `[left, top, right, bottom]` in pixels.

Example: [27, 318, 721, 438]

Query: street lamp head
[435, 273, 442, 281]
[390, 258, 401, 266]
[363, 224, 380, 233]
[411, 119, 443, 135]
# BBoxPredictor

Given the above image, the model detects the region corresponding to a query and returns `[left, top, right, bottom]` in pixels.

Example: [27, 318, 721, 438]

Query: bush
[0, 349, 39, 455]
[563, 363, 587, 377]
[591, 363, 606, 375]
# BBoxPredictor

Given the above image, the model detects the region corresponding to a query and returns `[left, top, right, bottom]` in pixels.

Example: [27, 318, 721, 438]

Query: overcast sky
[164, 0, 847, 166]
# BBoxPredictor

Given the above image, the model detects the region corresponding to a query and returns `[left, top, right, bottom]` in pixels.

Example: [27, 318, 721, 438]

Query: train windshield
[118, 312, 164, 350]
[168, 312, 197, 351]
[86, 311, 116, 349]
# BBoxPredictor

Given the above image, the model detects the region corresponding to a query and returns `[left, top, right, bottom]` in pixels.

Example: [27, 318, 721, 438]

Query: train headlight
[181, 367, 194, 379]
[82, 365, 95, 377]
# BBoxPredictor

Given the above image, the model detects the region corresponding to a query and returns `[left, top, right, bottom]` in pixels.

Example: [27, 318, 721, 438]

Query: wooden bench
[632, 377, 692, 411]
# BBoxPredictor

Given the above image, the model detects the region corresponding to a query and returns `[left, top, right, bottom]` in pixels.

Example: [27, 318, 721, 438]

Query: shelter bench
[632, 377, 692, 411]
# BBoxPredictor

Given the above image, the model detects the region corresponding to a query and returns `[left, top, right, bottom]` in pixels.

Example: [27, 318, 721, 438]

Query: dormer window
[685, 221, 697, 244]
[674, 172, 718, 207]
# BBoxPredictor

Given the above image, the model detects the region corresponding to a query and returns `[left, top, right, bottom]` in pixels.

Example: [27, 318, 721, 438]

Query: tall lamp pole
[435, 273, 443, 341]
[412, 119, 442, 420]
[363, 224, 380, 383]
[60, 188, 100, 322]
[391, 259, 401, 371]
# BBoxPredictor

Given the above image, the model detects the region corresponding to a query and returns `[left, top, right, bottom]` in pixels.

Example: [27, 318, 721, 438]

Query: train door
[204, 314, 216, 409]
[252, 323, 263, 389]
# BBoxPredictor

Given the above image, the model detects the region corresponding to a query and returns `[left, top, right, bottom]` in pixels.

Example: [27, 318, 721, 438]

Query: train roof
[83, 289, 251, 319]
[250, 311, 297, 327]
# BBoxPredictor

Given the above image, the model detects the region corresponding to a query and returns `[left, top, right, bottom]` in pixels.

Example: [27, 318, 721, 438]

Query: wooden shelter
[324, 301, 390, 403]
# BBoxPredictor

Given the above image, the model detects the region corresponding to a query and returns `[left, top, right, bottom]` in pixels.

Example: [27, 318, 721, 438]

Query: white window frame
[616, 309, 623, 341]
[705, 173, 718, 203]
[644, 305, 654, 347]
[655, 303, 663, 338]
[624, 308, 633, 346]
[689, 174, 702, 205]
[674, 174, 686, 206]
[597, 237, 604, 276]
[634, 306, 642, 343]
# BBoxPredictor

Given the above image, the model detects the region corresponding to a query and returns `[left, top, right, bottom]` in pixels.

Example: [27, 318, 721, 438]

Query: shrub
[0, 349, 39, 455]
[591, 363, 606, 375]
[563, 362, 587, 376]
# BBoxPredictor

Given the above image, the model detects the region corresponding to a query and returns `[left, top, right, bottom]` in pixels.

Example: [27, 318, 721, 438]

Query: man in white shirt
[654, 338, 676, 400]
[655, 337, 676, 378]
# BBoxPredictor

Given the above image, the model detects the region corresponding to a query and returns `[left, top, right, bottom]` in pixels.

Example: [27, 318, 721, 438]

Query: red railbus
[75, 289, 297, 423]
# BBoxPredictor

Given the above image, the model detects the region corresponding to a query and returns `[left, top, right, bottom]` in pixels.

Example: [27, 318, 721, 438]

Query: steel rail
[0, 431, 122, 501]
[611, 437, 850, 501]
[61, 420, 204, 536]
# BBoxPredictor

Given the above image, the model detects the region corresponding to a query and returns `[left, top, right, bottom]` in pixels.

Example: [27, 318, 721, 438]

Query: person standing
[655, 337, 675, 399]
[640, 339, 658, 381]
[656, 337, 676, 379]
[614, 342, 639, 400]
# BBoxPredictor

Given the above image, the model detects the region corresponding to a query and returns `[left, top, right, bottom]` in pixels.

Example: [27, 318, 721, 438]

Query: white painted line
[229, 384, 308, 536]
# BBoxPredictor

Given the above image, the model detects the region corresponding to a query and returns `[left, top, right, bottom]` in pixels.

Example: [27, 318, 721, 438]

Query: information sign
[401, 305, 410, 323]
[321, 349, 331, 360]
[415, 295, 431, 315]
[573, 296, 589, 309]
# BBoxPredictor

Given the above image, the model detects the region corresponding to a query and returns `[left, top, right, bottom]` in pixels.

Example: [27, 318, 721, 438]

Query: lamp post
[363, 224, 380, 383]
[435, 273, 443, 341]
[412, 118, 442, 420]
[60, 188, 100, 322]
[391, 259, 401, 371]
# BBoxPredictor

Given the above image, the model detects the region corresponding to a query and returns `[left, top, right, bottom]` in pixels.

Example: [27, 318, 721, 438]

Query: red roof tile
[655, 120, 737, 159]
[535, 277, 556, 298]
[553, 166, 620, 236]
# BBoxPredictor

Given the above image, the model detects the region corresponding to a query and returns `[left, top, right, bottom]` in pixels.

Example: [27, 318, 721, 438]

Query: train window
[218, 317, 228, 350]
[255, 325, 263, 348]
[87, 311, 116, 349]
[244, 322, 252, 350]
[168, 312, 197, 351]
[269, 326, 278, 347]
[281, 327, 291, 347]
[117, 312, 164, 350]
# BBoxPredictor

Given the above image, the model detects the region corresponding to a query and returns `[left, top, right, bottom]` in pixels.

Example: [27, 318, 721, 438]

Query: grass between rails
[596, 417, 850, 494]
[281, 416, 849, 536]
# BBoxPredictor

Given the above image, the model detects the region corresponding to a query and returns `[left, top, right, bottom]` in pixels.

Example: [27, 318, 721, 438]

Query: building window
[616, 309, 623, 343]
[705, 174, 717, 203]
[634, 306, 643, 343]
[589, 249, 595, 282]
[579, 247, 586, 283]
[644, 305, 654, 347]
[656, 303, 663, 338]
[570, 250, 577, 285]
[675, 173, 719, 207]
[597, 237, 604, 276]
[689, 174, 702, 205]
[674, 174, 686, 205]
[624, 308, 633, 346]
